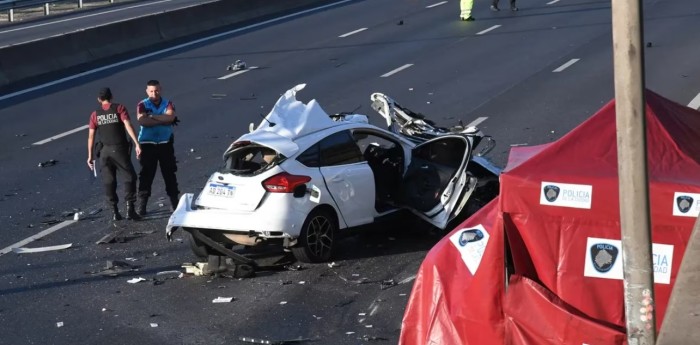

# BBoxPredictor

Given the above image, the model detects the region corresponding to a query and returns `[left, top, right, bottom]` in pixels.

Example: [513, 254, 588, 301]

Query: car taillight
[262, 173, 311, 193]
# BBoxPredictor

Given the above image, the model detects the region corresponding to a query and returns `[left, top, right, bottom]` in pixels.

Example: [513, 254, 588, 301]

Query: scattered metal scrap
[12, 243, 72, 254]
[238, 336, 314, 344]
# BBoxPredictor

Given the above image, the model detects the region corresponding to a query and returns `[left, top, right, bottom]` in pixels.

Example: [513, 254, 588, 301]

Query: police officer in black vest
[87, 88, 142, 221]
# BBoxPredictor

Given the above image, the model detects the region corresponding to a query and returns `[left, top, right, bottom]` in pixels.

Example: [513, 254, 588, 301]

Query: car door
[399, 135, 473, 229]
[318, 130, 376, 227]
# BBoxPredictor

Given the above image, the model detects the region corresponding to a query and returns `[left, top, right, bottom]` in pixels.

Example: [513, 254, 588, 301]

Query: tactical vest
[138, 97, 173, 144]
[96, 104, 128, 146]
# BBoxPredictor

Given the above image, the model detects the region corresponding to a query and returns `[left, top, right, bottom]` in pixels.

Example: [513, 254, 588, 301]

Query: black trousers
[138, 141, 180, 200]
[99, 144, 137, 206]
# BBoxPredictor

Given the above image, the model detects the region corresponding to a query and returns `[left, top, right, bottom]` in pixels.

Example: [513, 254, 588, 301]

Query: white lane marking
[553, 58, 580, 72]
[546, 0, 561, 4]
[476, 25, 502, 35]
[0, 221, 77, 256]
[466, 116, 488, 128]
[0, 0, 182, 35]
[381, 64, 413, 78]
[33, 125, 88, 145]
[338, 27, 367, 38]
[688, 93, 700, 110]
[426, 1, 448, 8]
[218, 66, 259, 80]
[0, 0, 354, 102]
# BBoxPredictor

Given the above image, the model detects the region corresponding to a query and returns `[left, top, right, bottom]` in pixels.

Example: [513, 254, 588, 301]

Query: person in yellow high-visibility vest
[460, 0, 475, 21]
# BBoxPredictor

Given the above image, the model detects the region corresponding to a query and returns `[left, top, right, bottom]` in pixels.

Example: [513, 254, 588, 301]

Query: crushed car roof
[237, 84, 338, 157]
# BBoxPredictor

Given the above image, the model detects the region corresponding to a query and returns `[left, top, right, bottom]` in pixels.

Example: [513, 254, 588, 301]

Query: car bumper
[166, 193, 307, 239]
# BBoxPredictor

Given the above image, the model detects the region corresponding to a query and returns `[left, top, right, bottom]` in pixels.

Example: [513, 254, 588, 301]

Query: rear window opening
[220, 143, 284, 176]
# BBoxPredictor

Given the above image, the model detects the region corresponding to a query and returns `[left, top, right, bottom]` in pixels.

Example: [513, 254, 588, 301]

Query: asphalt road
[0, 0, 217, 48]
[0, 0, 699, 344]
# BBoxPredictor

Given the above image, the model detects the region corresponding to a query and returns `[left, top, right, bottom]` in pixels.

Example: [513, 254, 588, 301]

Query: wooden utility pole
[611, 0, 656, 344]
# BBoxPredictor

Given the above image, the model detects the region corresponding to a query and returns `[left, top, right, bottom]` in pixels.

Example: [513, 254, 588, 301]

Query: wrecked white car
[166, 84, 500, 265]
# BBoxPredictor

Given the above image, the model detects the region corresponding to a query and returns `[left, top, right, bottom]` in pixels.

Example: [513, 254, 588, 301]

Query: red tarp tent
[400, 90, 700, 344]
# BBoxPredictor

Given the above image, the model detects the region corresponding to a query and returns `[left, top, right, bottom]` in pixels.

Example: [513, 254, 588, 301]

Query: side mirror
[293, 184, 308, 198]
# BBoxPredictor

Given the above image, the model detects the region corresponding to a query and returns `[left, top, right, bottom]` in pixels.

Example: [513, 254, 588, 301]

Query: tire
[184, 229, 213, 258]
[291, 209, 337, 263]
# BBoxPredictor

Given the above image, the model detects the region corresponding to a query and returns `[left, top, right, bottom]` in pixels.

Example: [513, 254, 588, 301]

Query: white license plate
[207, 183, 236, 198]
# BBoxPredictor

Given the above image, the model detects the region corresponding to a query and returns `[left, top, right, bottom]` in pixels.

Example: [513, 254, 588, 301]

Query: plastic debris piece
[212, 297, 234, 303]
[12, 243, 72, 254]
[56, 322, 64, 328]
[298, 281, 306, 284]
[38, 159, 58, 168]
[345, 332, 355, 335]
[399, 293, 407, 296]
[327, 262, 339, 268]
[227, 60, 247, 71]
[127, 277, 146, 284]
[182, 262, 208, 276]
[150, 323, 158, 328]
[280, 301, 288, 305]
[125, 258, 138, 262]
[358, 313, 366, 316]
[365, 325, 373, 328]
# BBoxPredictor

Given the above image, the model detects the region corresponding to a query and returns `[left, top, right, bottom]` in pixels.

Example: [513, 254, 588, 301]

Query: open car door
[400, 135, 475, 229]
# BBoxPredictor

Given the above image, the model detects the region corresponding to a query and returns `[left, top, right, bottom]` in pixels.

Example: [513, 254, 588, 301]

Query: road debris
[90, 260, 139, 277]
[212, 297, 234, 303]
[327, 262, 340, 268]
[150, 323, 158, 328]
[279, 301, 288, 305]
[96, 228, 126, 244]
[182, 262, 208, 276]
[56, 322, 64, 328]
[38, 159, 57, 168]
[211, 93, 227, 100]
[360, 335, 389, 341]
[127, 277, 146, 284]
[12, 243, 72, 254]
[238, 336, 314, 344]
[227, 59, 246, 71]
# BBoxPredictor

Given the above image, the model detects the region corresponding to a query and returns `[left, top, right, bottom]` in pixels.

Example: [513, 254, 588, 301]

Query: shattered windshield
[220, 144, 283, 176]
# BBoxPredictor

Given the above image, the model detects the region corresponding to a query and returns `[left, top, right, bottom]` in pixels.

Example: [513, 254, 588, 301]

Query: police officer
[136, 80, 180, 215]
[87, 87, 142, 221]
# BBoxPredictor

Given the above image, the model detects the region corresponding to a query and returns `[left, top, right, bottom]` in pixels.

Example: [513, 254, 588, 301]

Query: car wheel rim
[306, 215, 333, 259]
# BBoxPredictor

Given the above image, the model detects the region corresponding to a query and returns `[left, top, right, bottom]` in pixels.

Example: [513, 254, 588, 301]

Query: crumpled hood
[237, 84, 336, 157]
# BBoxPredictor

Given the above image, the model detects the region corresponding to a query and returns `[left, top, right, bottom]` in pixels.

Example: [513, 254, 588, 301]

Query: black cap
[98, 87, 112, 101]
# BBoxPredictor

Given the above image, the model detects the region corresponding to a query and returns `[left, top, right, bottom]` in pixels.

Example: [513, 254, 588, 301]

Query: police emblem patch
[590, 243, 619, 273]
[458, 229, 484, 247]
[543, 185, 560, 202]
[676, 195, 694, 214]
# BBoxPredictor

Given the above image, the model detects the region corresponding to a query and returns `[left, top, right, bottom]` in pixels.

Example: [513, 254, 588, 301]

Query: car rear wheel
[184, 229, 213, 258]
[292, 209, 336, 263]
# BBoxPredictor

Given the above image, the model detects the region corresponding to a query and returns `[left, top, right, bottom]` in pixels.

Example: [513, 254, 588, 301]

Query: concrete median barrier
[0, 0, 340, 90]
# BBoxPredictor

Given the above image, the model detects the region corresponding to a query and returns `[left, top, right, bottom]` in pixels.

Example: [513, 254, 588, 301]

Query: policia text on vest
[86, 87, 142, 221]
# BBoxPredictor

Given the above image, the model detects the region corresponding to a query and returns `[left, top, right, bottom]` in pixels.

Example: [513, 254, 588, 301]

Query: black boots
[126, 202, 141, 221]
[169, 195, 179, 212]
[111, 205, 123, 221]
[137, 198, 148, 217]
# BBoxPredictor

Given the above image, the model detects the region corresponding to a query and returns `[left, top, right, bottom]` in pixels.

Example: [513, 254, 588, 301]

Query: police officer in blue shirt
[136, 80, 180, 215]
